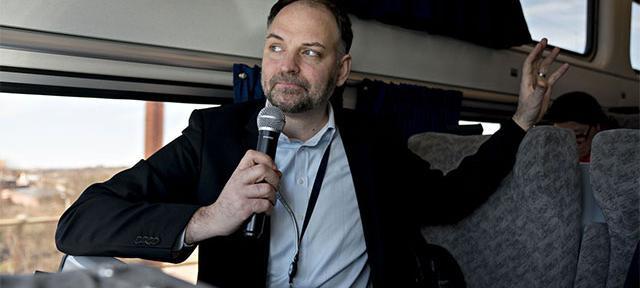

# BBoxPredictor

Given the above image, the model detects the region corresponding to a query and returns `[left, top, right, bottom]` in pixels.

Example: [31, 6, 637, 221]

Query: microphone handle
[244, 129, 280, 239]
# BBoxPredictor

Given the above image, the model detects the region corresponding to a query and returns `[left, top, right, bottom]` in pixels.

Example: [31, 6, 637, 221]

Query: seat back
[573, 222, 610, 288]
[573, 163, 610, 288]
[408, 132, 489, 174]
[411, 126, 582, 288]
[590, 129, 640, 288]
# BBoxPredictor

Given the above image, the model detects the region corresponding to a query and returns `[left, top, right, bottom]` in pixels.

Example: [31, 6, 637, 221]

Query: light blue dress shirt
[267, 105, 370, 287]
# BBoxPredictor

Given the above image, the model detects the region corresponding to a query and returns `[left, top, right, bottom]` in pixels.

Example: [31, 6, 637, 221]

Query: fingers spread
[523, 39, 549, 88]
[548, 63, 570, 86]
[535, 76, 549, 91]
[524, 38, 547, 73]
[539, 47, 561, 74]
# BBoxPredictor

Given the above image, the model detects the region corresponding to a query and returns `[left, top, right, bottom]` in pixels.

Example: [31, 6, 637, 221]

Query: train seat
[590, 129, 640, 288]
[410, 126, 582, 288]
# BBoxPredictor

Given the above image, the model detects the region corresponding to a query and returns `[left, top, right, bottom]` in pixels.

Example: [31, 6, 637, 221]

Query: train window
[520, 0, 591, 54]
[0, 92, 208, 281]
[164, 103, 217, 144]
[632, 1, 640, 70]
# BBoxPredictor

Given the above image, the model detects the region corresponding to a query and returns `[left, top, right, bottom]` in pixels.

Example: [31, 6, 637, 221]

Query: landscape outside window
[0, 92, 214, 282]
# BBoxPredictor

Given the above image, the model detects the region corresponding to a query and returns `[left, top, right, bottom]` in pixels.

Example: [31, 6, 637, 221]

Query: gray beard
[267, 91, 318, 113]
[264, 74, 337, 114]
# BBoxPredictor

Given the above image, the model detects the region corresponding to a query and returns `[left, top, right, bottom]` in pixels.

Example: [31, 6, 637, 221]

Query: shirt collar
[278, 104, 336, 148]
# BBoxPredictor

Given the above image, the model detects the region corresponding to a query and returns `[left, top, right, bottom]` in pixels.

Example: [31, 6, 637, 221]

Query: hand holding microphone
[244, 106, 285, 238]
[184, 106, 284, 243]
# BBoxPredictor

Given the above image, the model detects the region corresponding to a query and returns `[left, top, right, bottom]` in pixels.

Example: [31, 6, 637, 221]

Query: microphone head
[257, 106, 285, 132]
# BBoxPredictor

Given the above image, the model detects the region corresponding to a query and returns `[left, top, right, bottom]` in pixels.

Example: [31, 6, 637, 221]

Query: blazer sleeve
[409, 120, 526, 225]
[55, 109, 207, 263]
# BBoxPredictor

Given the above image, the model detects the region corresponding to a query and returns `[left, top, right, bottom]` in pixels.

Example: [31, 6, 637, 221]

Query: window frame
[0, 66, 233, 105]
[0, 25, 247, 105]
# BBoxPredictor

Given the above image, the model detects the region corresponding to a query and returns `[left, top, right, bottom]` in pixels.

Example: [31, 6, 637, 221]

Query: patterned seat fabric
[574, 223, 610, 288]
[590, 129, 640, 288]
[408, 132, 490, 174]
[411, 126, 582, 288]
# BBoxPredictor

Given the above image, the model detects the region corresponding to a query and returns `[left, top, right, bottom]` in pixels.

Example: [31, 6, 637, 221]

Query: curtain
[355, 79, 462, 140]
[233, 64, 265, 103]
[343, 0, 531, 49]
[233, 67, 462, 138]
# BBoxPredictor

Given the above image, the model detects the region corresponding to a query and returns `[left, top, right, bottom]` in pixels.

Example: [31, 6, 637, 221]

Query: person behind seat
[543, 91, 617, 162]
[55, 0, 569, 287]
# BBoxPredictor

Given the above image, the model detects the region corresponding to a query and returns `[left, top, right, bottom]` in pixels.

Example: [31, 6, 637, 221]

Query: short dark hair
[267, 0, 353, 54]
[544, 91, 609, 125]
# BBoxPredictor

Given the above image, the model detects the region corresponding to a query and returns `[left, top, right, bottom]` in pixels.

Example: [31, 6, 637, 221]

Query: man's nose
[279, 52, 300, 74]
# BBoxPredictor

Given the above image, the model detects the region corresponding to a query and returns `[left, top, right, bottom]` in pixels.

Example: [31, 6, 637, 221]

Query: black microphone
[244, 105, 285, 239]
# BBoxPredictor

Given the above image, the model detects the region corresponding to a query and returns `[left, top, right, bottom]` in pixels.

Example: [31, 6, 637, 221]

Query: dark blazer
[56, 100, 525, 287]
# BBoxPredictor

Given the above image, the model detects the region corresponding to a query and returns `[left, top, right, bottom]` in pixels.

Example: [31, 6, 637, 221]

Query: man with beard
[56, 0, 569, 287]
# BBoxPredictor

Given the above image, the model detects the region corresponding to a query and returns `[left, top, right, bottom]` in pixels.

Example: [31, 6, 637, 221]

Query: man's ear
[336, 54, 352, 87]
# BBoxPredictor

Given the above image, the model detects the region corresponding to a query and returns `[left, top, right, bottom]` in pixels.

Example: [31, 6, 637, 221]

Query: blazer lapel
[336, 108, 386, 286]
[243, 108, 259, 152]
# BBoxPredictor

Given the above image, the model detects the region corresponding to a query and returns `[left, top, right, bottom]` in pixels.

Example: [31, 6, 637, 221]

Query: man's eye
[302, 49, 320, 57]
[270, 45, 283, 53]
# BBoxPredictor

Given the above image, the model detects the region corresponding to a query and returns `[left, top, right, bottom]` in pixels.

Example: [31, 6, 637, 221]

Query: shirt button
[297, 178, 305, 185]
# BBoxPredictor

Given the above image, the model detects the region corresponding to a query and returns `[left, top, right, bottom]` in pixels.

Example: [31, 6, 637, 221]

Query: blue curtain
[355, 79, 462, 140]
[342, 0, 531, 49]
[233, 66, 461, 138]
[233, 64, 265, 103]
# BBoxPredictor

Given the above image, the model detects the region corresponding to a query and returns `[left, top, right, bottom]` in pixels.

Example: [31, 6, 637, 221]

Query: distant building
[0, 173, 17, 189]
[1, 188, 40, 207]
[0, 160, 4, 186]
[16, 172, 30, 187]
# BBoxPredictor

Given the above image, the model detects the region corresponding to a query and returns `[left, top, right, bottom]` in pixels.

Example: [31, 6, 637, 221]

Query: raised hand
[513, 38, 570, 131]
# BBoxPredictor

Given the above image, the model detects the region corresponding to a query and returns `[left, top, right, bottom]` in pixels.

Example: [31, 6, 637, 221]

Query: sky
[632, 2, 640, 70]
[0, 93, 214, 169]
[1, 0, 638, 169]
[521, 0, 588, 53]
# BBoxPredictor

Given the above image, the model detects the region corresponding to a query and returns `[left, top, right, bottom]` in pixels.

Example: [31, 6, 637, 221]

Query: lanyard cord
[284, 140, 332, 286]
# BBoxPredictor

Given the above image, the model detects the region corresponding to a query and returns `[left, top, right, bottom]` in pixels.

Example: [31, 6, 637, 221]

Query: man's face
[554, 121, 598, 162]
[261, 2, 349, 114]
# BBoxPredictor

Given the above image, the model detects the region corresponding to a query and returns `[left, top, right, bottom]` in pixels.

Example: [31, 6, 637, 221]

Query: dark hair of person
[267, 0, 353, 54]
[543, 91, 614, 126]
